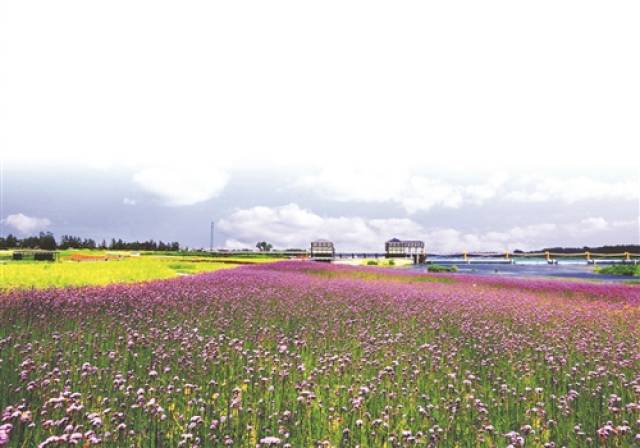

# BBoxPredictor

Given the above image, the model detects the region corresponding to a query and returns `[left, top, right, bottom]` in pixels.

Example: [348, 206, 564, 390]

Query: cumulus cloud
[218, 203, 424, 251]
[122, 197, 137, 206]
[424, 224, 559, 253]
[218, 204, 635, 253]
[427, 218, 640, 253]
[133, 167, 229, 206]
[298, 170, 508, 213]
[566, 216, 640, 239]
[298, 171, 638, 213]
[3, 213, 51, 234]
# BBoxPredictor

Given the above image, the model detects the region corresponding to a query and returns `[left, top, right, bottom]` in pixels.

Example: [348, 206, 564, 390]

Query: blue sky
[1, 1, 639, 252]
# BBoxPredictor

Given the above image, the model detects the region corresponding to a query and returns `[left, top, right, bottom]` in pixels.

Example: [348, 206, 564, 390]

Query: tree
[60, 234, 82, 249]
[39, 232, 57, 250]
[1, 232, 182, 252]
[256, 241, 273, 252]
[0, 234, 18, 249]
[7, 234, 17, 248]
[18, 232, 57, 250]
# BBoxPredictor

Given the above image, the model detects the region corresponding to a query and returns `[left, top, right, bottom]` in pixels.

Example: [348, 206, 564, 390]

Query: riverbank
[410, 262, 638, 283]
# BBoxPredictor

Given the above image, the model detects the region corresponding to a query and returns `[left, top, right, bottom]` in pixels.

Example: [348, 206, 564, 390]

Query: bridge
[203, 249, 640, 265]
[329, 251, 640, 265]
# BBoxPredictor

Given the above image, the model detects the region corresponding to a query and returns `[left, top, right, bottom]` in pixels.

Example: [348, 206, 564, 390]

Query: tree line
[0, 232, 181, 251]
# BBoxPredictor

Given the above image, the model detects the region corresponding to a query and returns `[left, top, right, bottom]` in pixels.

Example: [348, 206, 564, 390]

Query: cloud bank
[299, 171, 639, 213]
[218, 204, 423, 251]
[133, 167, 229, 206]
[218, 204, 639, 253]
[3, 213, 51, 234]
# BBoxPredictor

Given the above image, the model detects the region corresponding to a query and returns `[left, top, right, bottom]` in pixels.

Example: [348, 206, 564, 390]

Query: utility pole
[210, 221, 214, 252]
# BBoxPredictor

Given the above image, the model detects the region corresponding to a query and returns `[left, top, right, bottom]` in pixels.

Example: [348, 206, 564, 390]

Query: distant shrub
[366, 260, 378, 266]
[34, 252, 56, 261]
[598, 265, 640, 276]
[428, 264, 457, 273]
[388, 259, 395, 266]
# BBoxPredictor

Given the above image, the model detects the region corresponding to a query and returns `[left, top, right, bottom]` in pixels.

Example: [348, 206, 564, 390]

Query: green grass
[596, 264, 640, 276]
[4, 248, 286, 261]
[0, 256, 239, 289]
[363, 259, 397, 266]
[359, 258, 404, 267]
[139, 249, 288, 259]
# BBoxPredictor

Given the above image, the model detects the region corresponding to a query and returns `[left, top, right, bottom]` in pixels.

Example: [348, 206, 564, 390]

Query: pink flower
[0, 424, 13, 446]
[260, 436, 282, 445]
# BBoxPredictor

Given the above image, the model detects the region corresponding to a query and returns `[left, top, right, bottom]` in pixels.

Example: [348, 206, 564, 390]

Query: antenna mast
[210, 221, 214, 252]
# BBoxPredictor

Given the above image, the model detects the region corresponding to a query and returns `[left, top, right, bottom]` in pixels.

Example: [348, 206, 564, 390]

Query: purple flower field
[1, 261, 639, 447]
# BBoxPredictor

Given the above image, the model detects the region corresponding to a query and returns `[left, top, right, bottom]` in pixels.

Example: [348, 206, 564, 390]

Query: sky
[1, 1, 639, 252]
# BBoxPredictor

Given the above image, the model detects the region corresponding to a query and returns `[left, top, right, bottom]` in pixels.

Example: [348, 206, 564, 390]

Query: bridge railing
[427, 251, 640, 263]
[203, 250, 640, 263]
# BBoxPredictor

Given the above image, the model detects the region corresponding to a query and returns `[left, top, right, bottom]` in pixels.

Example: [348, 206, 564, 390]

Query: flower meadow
[0, 257, 238, 290]
[1, 262, 640, 447]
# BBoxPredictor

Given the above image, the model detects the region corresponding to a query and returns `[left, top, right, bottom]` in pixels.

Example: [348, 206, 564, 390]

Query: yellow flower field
[0, 256, 239, 289]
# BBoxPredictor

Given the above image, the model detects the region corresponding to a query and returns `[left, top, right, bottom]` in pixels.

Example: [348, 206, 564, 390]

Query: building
[310, 239, 335, 261]
[385, 238, 426, 261]
[12, 250, 59, 261]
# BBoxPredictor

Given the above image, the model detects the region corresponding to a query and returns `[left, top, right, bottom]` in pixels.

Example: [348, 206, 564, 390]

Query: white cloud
[297, 167, 409, 203]
[3, 1, 639, 177]
[611, 218, 640, 228]
[505, 177, 639, 203]
[424, 224, 559, 253]
[2, 0, 638, 247]
[218, 203, 424, 251]
[218, 204, 635, 253]
[3, 213, 51, 234]
[133, 167, 229, 206]
[430, 218, 640, 252]
[579, 217, 608, 232]
[298, 169, 508, 213]
[122, 197, 136, 206]
[402, 177, 465, 212]
[565, 216, 640, 238]
[298, 169, 637, 213]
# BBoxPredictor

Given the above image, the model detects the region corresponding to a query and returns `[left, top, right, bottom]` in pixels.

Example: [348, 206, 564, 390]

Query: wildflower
[260, 436, 282, 445]
[0, 424, 12, 446]
[597, 422, 616, 440]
